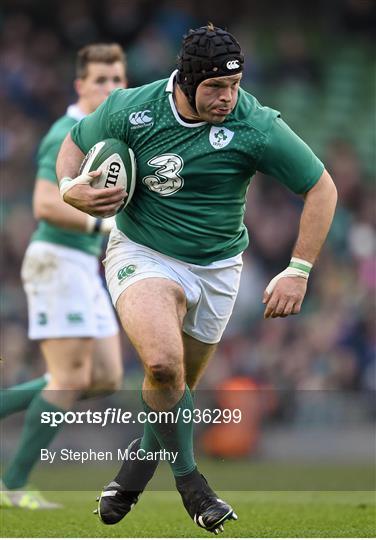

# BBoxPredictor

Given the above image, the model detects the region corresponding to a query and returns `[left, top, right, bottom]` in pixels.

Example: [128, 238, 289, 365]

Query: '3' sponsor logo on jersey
[142, 154, 184, 196]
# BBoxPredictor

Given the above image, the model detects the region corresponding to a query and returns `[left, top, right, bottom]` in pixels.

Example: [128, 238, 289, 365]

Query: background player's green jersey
[71, 72, 324, 265]
[31, 106, 103, 256]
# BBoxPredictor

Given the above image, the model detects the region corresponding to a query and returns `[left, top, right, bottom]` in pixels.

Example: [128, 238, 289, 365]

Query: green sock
[0, 376, 47, 419]
[3, 394, 64, 489]
[0, 375, 105, 421]
[139, 388, 196, 452]
[140, 419, 161, 452]
[143, 385, 196, 477]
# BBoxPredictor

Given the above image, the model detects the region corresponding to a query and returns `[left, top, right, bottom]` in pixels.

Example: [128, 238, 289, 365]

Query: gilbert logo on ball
[105, 161, 121, 187]
[79, 139, 137, 214]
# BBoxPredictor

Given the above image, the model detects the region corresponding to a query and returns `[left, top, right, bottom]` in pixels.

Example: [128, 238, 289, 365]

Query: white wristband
[265, 258, 312, 295]
[60, 173, 93, 198]
[85, 215, 116, 234]
[100, 216, 116, 233]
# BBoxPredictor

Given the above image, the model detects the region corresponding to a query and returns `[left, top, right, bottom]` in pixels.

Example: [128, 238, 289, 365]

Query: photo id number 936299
[181, 408, 242, 424]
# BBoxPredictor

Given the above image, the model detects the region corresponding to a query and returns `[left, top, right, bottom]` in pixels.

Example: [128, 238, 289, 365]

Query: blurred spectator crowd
[1, 1, 375, 421]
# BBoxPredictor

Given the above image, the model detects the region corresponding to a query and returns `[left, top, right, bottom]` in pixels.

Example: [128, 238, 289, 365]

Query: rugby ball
[79, 138, 136, 212]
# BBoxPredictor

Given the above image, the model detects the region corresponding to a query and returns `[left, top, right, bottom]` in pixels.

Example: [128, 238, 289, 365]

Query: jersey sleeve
[71, 94, 115, 154]
[36, 139, 63, 183]
[257, 117, 324, 194]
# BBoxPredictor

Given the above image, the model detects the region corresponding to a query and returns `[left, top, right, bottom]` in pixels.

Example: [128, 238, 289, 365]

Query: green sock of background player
[0, 376, 48, 419]
[0, 375, 116, 420]
[3, 394, 65, 489]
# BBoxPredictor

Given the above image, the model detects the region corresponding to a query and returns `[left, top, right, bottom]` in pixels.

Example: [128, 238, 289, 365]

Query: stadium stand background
[1, 0, 375, 463]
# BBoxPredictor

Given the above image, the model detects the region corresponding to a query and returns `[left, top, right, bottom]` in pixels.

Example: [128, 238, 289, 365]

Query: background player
[1, 43, 127, 509]
[57, 24, 337, 534]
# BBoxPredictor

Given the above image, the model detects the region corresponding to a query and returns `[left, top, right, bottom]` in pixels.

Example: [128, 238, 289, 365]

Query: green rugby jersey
[71, 72, 324, 265]
[31, 105, 103, 256]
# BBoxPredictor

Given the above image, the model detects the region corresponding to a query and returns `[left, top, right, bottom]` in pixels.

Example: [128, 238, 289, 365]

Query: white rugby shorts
[22, 241, 118, 340]
[104, 228, 243, 344]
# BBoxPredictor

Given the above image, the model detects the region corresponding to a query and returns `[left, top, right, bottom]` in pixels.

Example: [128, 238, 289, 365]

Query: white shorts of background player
[22, 241, 118, 340]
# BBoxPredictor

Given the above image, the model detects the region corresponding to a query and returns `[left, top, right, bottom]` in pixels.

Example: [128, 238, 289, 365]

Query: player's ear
[74, 78, 83, 97]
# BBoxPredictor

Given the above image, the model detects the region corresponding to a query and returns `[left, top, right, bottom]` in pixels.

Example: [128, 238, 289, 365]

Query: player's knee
[147, 360, 183, 387]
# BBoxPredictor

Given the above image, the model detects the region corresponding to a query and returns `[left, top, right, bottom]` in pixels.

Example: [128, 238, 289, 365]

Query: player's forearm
[56, 133, 84, 184]
[33, 179, 89, 231]
[33, 180, 114, 234]
[293, 169, 337, 264]
[35, 195, 89, 231]
[40, 202, 113, 234]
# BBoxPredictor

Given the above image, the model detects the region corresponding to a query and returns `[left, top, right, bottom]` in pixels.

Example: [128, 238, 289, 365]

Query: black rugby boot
[94, 438, 158, 524]
[176, 469, 238, 534]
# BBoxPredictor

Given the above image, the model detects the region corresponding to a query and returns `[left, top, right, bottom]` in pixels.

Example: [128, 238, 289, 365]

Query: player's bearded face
[76, 62, 127, 113]
[195, 73, 242, 123]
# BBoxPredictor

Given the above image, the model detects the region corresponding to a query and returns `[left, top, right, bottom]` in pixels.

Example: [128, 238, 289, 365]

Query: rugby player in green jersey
[57, 25, 337, 533]
[0, 44, 127, 509]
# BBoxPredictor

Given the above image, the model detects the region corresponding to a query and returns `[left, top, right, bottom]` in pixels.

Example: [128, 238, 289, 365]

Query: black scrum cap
[176, 25, 244, 110]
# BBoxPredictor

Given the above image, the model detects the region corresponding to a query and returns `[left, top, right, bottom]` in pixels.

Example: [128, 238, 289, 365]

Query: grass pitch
[1, 490, 375, 537]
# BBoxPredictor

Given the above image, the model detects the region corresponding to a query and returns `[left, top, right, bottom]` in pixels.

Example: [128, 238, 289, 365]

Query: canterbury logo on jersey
[129, 110, 153, 128]
[226, 60, 240, 70]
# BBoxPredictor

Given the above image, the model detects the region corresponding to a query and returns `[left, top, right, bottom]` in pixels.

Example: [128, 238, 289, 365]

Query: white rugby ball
[79, 138, 136, 213]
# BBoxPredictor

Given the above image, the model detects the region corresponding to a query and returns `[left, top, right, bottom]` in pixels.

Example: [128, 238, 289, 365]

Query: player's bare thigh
[116, 277, 187, 403]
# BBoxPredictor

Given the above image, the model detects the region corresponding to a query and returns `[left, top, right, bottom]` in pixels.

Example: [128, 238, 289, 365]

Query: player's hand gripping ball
[79, 138, 136, 214]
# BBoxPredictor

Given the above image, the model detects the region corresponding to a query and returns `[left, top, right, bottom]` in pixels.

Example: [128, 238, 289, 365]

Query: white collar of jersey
[166, 70, 178, 93]
[166, 70, 207, 128]
[66, 104, 86, 121]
